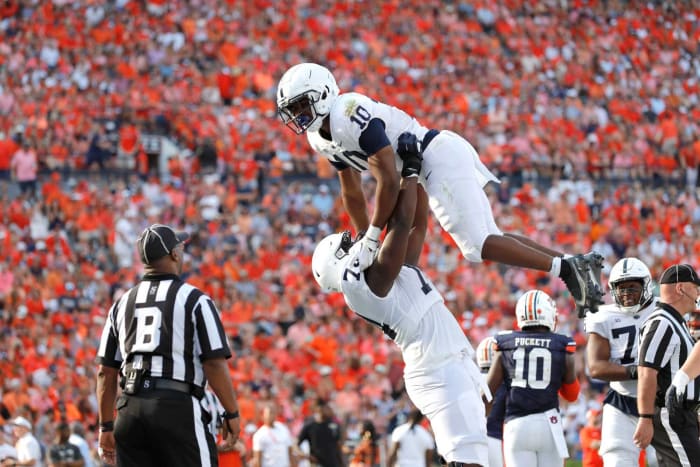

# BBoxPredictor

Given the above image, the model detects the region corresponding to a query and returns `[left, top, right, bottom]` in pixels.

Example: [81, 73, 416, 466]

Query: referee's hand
[222, 417, 240, 447]
[98, 431, 117, 465]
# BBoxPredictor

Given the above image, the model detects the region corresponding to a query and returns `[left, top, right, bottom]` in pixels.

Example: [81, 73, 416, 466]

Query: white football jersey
[585, 299, 657, 396]
[339, 250, 471, 371]
[307, 92, 429, 172]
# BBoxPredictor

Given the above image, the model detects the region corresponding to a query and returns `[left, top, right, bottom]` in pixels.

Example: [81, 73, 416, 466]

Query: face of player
[281, 95, 316, 133]
[613, 279, 644, 308]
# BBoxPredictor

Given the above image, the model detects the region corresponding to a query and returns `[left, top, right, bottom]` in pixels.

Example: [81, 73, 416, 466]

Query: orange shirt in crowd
[579, 423, 603, 467]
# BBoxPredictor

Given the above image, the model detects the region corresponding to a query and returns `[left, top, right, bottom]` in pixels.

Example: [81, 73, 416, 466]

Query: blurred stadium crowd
[1, 0, 699, 465]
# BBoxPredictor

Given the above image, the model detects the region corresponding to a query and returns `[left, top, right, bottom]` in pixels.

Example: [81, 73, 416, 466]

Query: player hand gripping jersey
[585, 257, 657, 467]
[486, 290, 580, 467]
[278, 62, 604, 317]
[311, 134, 489, 467]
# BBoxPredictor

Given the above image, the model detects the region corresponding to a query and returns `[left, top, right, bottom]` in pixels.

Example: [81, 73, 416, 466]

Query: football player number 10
[511, 347, 552, 389]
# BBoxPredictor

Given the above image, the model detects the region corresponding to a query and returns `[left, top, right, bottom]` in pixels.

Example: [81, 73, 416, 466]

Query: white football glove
[350, 225, 381, 271]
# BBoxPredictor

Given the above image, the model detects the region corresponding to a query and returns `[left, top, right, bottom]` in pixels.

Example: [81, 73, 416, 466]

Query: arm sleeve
[358, 118, 391, 155]
[195, 296, 232, 360]
[95, 300, 123, 368]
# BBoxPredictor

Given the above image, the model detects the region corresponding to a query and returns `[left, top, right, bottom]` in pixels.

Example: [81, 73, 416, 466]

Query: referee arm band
[638, 413, 654, 419]
[99, 421, 115, 432]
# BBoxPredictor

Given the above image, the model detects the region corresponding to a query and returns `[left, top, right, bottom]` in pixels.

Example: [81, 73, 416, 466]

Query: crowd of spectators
[1, 0, 699, 464]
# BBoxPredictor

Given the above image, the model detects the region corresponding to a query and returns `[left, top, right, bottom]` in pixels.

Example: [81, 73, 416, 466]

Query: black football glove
[665, 383, 685, 419]
[397, 132, 422, 178]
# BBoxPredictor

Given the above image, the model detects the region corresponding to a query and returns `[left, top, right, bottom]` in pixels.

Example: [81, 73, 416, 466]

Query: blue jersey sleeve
[358, 118, 391, 155]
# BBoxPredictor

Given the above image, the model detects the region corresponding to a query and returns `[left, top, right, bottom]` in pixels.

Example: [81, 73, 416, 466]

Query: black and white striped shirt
[638, 302, 700, 405]
[96, 273, 231, 388]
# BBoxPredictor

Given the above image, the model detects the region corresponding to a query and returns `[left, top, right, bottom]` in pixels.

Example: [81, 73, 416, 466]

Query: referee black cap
[659, 264, 700, 286]
[137, 224, 189, 264]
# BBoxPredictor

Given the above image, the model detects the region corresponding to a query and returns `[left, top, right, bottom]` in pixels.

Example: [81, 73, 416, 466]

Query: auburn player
[311, 133, 488, 466]
[277, 62, 603, 316]
[585, 257, 657, 466]
[486, 290, 579, 467]
[476, 336, 506, 467]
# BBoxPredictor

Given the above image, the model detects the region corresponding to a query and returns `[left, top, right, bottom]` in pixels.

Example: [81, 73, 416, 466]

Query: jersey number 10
[511, 347, 552, 389]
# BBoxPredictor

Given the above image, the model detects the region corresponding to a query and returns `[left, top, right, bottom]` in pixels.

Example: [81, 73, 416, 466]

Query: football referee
[633, 264, 700, 466]
[96, 224, 241, 467]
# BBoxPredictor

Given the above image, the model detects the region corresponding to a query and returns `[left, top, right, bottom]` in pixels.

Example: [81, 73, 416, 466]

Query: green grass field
[565, 461, 582, 467]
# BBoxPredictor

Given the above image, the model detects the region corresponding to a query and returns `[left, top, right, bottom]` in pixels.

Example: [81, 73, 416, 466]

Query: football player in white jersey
[278, 62, 603, 317]
[585, 257, 658, 466]
[311, 134, 488, 466]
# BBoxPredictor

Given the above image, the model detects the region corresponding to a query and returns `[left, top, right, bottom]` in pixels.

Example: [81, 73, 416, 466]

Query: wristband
[626, 365, 638, 380]
[365, 225, 381, 242]
[638, 413, 654, 419]
[672, 370, 690, 391]
[99, 421, 114, 432]
[222, 410, 239, 420]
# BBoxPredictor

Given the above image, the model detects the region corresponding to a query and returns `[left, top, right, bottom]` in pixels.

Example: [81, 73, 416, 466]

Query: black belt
[135, 378, 204, 399]
[422, 129, 440, 152]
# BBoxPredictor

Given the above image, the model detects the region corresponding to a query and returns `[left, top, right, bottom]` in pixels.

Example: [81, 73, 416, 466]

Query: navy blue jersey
[495, 330, 575, 421]
[487, 385, 507, 439]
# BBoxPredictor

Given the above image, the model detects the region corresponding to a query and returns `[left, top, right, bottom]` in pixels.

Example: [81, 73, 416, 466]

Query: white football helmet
[277, 63, 339, 134]
[608, 257, 653, 314]
[311, 231, 353, 293]
[515, 290, 557, 331]
[476, 336, 497, 371]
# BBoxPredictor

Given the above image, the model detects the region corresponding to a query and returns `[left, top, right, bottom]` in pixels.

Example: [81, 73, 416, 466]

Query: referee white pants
[420, 131, 502, 262]
[404, 352, 489, 465]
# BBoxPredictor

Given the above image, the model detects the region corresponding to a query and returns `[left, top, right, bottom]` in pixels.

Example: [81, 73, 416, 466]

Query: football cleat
[561, 254, 604, 318]
[584, 251, 605, 312]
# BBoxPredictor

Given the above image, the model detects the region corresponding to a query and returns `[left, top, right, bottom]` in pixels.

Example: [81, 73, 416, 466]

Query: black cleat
[561, 254, 604, 318]
[583, 251, 605, 314]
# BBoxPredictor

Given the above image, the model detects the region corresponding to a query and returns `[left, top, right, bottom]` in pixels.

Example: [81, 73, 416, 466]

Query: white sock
[550, 256, 561, 277]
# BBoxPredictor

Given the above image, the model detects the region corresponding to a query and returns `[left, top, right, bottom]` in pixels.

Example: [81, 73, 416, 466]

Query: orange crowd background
[1, 0, 699, 464]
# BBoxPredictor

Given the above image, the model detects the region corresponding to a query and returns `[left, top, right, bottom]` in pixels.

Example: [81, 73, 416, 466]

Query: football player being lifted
[585, 257, 657, 467]
[277, 62, 603, 317]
